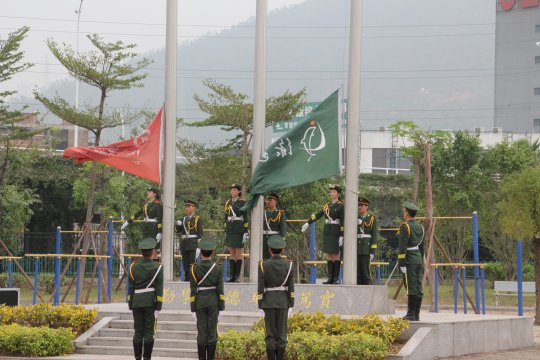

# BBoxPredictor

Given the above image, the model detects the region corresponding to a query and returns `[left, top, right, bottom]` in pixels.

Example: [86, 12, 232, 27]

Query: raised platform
[163, 281, 392, 315]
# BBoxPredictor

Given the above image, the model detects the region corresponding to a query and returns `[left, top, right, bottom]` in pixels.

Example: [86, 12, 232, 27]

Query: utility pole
[342, 0, 364, 285]
[249, 0, 267, 283]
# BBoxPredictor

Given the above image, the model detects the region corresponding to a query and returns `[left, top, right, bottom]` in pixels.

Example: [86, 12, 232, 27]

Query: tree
[34, 34, 151, 300]
[191, 80, 306, 194]
[498, 166, 540, 325]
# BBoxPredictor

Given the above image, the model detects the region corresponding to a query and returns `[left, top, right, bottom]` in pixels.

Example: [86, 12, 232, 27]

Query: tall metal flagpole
[342, 0, 363, 285]
[249, 0, 267, 283]
[74, 0, 83, 147]
[162, 0, 177, 281]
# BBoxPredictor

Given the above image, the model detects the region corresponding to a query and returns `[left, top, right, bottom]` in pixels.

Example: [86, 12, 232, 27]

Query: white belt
[134, 287, 155, 294]
[263, 230, 279, 235]
[407, 246, 420, 251]
[264, 286, 287, 292]
[325, 219, 341, 225]
[182, 235, 198, 239]
[227, 216, 244, 221]
[357, 234, 372, 238]
[144, 218, 158, 223]
[197, 286, 217, 291]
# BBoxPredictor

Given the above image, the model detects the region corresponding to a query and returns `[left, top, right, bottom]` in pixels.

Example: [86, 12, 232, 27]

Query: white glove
[259, 310, 265, 318]
[370, 254, 374, 261]
[154, 310, 160, 319]
[301, 223, 309, 233]
[400, 267, 407, 274]
[176, 220, 183, 226]
[358, 219, 363, 225]
[287, 308, 293, 318]
[156, 233, 163, 243]
[242, 233, 249, 244]
[121, 221, 129, 231]
[218, 312, 222, 322]
[338, 236, 344, 247]
[195, 248, 201, 260]
[191, 312, 197, 323]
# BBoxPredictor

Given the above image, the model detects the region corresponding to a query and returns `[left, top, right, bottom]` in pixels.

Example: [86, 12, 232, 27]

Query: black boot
[207, 342, 217, 360]
[227, 260, 236, 282]
[235, 260, 243, 282]
[133, 340, 143, 360]
[415, 296, 423, 321]
[276, 347, 285, 360]
[403, 296, 417, 321]
[333, 260, 341, 284]
[322, 260, 334, 284]
[142, 340, 154, 360]
[197, 344, 206, 360]
[266, 348, 277, 360]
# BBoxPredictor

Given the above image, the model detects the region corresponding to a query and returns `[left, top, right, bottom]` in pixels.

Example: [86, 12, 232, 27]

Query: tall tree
[191, 80, 305, 194]
[498, 166, 540, 325]
[34, 34, 150, 300]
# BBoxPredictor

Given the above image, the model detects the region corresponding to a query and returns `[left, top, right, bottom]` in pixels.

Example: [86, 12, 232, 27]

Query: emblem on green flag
[242, 90, 340, 210]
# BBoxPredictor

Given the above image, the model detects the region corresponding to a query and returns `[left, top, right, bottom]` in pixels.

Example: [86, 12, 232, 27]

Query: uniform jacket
[129, 200, 163, 237]
[357, 213, 378, 255]
[176, 214, 203, 251]
[263, 208, 287, 238]
[398, 220, 425, 267]
[224, 198, 249, 235]
[308, 201, 344, 238]
[189, 260, 225, 312]
[128, 258, 164, 310]
[257, 255, 295, 309]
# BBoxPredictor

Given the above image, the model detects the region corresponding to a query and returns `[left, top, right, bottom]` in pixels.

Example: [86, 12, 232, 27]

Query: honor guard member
[301, 184, 344, 284]
[357, 197, 378, 285]
[190, 238, 225, 360]
[122, 187, 163, 252]
[176, 199, 203, 280]
[398, 201, 425, 321]
[128, 238, 164, 360]
[224, 183, 249, 282]
[257, 235, 295, 360]
[262, 192, 287, 260]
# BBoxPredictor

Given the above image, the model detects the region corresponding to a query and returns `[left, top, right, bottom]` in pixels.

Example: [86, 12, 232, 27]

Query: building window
[536, 25, 540, 32]
[536, 56, 540, 64]
[535, 88, 540, 96]
[535, 119, 540, 127]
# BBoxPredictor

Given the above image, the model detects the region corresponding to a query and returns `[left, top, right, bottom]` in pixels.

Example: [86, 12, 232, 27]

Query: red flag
[64, 107, 163, 183]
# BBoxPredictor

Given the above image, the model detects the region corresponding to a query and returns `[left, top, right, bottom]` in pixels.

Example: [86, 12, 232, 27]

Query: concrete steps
[77, 345, 199, 358]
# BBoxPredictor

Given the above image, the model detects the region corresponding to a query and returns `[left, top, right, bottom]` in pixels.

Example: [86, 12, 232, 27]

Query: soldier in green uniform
[224, 183, 248, 282]
[176, 199, 203, 281]
[301, 184, 344, 284]
[128, 238, 164, 360]
[262, 192, 287, 260]
[357, 197, 378, 285]
[122, 187, 163, 255]
[190, 238, 225, 360]
[398, 201, 425, 321]
[257, 235, 295, 360]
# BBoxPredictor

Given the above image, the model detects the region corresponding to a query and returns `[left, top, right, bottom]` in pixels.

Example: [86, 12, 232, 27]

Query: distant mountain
[11, 0, 495, 145]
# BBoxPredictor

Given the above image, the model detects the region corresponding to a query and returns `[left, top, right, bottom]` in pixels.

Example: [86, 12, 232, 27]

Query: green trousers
[181, 249, 196, 280]
[357, 254, 371, 285]
[132, 306, 156, 343]
[196, 306, 219, 346]
[404, 263, 424, 297]
[263, 308, 288, 351]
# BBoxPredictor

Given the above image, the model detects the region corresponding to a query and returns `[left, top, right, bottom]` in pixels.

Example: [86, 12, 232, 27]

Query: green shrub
[522, 263, 535, 282]
[217, 330, 265, 360]
[0, 273, 64, 293]
[0, 303, 97, 335]
[0, 324, 74, 356]
[484, 262, 505, 283]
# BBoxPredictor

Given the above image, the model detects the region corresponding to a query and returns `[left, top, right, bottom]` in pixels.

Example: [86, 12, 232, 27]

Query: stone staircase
[76, 310, 260, 359]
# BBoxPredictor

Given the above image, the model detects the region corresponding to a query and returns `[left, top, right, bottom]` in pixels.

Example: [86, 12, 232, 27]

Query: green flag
[243, 90, 340, 210]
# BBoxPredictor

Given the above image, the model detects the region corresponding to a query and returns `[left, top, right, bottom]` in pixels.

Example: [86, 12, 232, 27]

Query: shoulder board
[278, 209, 284, 213]
[153, 200, 161, 204]
[401, 221, 407, 225]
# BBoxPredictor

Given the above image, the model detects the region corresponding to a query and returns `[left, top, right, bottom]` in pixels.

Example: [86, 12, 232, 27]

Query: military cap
[198, 238, 216, 251]
[138, 237, 157, 250]
[266, 192, 279, 200]
[268, 235, 286, 249]
[230, 183, 242, 191]
[328, 184, 342, 193]
[402, 201, 419, 212]
[358, 196, 370, 205]
[184, 199, 197, 207]
[147, 186, 160, 195]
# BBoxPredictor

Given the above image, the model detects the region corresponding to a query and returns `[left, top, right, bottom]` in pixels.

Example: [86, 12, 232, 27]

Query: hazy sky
[1, 0, 306, 97]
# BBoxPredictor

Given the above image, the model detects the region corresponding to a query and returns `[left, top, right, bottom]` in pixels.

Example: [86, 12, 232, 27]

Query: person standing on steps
[257, 235, 295, 360]
[190, 238, 225, 360]
[128, 238, 164, 360]
[357, 196, 378, 285]
[176, 199, 203, 281]
[398, 201, 425, 322]
[262, 192, 287, 260]
[301, 184, 344, 284]
[224, 183, 248, 282]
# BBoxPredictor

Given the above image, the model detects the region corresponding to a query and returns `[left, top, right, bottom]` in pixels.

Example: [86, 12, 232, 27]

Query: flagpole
[249, 0, 267, 283]
[162, 0, 177, 281]
[343, 0, 363, 285]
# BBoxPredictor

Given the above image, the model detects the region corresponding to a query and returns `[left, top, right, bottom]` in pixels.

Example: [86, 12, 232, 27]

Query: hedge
[0, 324, 74, 356]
